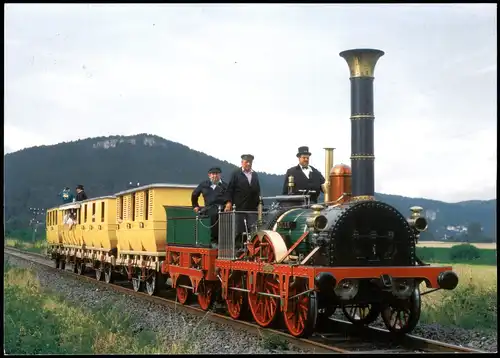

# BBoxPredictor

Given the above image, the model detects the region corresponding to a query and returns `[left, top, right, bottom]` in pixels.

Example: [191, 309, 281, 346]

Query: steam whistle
[323, 148, 335, 204]
[287, 175, 295, 195]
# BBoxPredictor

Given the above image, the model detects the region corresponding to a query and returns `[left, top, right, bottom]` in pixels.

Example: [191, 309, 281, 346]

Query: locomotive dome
[330, 164, 352, 175]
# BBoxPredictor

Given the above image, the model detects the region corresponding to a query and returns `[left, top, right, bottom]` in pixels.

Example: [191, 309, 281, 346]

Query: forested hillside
[4, 134, 496, 242]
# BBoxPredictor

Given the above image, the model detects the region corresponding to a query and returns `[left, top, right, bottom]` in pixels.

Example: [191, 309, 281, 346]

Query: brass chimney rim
[339, 48, 385, 58]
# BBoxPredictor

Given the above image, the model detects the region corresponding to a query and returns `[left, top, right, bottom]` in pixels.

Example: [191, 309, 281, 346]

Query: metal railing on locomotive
[217, 206, 260, 260]
[217, 195, 313, 260]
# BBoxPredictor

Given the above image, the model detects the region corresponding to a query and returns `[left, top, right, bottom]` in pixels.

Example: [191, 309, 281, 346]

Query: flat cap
[208, 167, 221, 174]
[241, 154, 254, 161]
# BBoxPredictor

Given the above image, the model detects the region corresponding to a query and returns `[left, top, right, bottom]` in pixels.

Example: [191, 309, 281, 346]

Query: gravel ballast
[5, 252, 497, 353]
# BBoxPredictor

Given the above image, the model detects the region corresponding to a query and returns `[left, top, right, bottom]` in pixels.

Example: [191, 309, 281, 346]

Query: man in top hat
[75, 185, 88, 202]
[224, 154, 261, 244]
[192, 167, 228, 247]
[282, 146, 325, 204]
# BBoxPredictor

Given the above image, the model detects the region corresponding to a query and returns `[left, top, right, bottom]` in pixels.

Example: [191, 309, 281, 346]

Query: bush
[416, 247, 436, 261]
[449, 244, 481, 262]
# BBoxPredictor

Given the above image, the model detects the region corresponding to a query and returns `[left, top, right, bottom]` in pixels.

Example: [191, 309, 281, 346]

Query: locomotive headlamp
[407, 206, 428, 232]
[306, 214, 328, 231]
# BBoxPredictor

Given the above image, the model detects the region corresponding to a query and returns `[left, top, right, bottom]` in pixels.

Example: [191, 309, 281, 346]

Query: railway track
[4, 247, 486, 354]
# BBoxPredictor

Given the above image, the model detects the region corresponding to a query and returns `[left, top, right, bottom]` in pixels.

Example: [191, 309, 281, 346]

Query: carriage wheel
[283, 278, 317, 337]
[132, 269, 142, 292]
[95, 263, 102, 281]
[104, 264, 114, 284]
[145, 270, 157, 296]
[342, 303, 381, 326]
[197, 281, 215, 311]
[248, 274, 280, 328]
[176, 276, 192, 305]
[381, 287, 421, 334]
[76, 261, 85, 275]
[226, 273, 248, 320]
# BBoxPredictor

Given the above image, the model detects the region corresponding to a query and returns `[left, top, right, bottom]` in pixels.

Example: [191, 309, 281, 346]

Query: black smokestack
[339, 48, 384, 200]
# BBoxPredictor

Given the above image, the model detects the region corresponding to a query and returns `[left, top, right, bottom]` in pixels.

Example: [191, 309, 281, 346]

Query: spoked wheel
[226, 273, 248, 320]
[145, 269, 157, 296]
[283, 278, 317, 338]
[76, 261, 85, 275]
[132, 269, 143, 292]
[176, 276, 193, 305]
[246, 231, 287, 328]
[342, 303, 381, 326]
[381, 287, 421, 335]
[248, 273, 280, 328]
[104, 264, 114, 284]
[197, 281, 215, 311]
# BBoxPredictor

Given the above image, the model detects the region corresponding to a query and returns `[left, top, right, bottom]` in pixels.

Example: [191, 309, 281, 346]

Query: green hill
[4, 134, 496, 242]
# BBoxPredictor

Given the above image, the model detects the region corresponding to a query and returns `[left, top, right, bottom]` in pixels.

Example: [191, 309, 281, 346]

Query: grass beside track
[3, 260, 198, 354]
[419, 263, 497, 332]
[5, 238, 47, 254]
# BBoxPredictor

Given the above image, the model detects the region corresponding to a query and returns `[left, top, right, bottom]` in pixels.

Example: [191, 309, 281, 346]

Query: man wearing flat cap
[282, 146, 325, 204]
[75, 184, 88, 202]
[224, 154, 261, 244]
[192, 167, 228, 247]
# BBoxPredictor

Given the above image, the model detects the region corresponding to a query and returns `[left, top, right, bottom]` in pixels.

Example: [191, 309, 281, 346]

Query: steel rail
[4, 247, 487, 354]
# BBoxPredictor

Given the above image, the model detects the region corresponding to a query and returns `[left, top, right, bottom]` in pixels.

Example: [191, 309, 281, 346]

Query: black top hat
[296, 146, 311, 157]
[241, 154, 254, 161]
[76, 184, 84, 190]
[208, 167, 221, 174]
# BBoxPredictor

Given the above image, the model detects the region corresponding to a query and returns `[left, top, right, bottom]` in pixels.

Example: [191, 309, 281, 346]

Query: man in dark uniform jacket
[224, 154, 261, 241]
[75, 185, 88, 201]
[191, 167, 228, 247]
[282, 146, 325, 204]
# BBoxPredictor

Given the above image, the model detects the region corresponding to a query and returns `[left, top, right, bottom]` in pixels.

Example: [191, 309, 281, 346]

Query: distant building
[445, 225, 468, 233]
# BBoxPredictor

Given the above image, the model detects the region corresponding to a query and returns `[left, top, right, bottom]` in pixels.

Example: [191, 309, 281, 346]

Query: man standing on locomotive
[282, 146, 325, 204]
[191, 167, 228, 248]
[224, 154, 261, 244]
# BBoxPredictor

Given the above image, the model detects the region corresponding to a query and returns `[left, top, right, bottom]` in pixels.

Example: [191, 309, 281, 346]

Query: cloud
[4, 3, 497, 202]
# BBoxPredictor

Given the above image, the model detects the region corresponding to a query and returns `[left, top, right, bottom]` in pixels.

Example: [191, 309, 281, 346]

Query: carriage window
[101, 202, 105, 222]
[145, 190, 149, 220]
[77, 209, 81, 224]
[92, 203, 96, 222]
[119, 197, 123, 220]
[84, 204, 88, 223]
[132, 193, 136, 221]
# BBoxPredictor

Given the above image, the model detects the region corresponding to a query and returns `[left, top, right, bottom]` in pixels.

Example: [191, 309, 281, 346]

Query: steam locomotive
[46, 48, 459, 339]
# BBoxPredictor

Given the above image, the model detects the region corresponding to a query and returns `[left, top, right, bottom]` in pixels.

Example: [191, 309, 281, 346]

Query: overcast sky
[4, 4, 497, 202]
